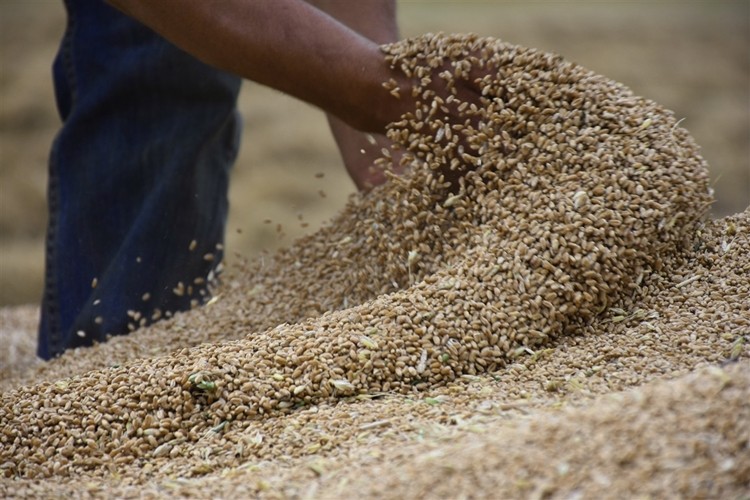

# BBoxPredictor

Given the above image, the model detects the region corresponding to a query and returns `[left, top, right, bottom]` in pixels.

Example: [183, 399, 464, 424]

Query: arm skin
[107, 0, 487, 189]
[106, 0, 408, 133]
[304, 0, 403, 189]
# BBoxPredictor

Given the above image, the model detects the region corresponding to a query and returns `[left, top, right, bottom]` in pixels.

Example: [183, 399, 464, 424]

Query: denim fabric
[38, 0, 243, 359]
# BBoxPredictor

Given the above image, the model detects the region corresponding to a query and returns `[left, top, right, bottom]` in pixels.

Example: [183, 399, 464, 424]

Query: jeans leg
[38, 0, 243, 360]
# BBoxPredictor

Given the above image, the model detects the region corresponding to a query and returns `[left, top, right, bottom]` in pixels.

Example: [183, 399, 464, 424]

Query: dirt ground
[1, 0, 749, 307]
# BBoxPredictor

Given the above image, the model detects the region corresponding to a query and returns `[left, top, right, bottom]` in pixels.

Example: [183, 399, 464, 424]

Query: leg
[38, 0, 242, 359]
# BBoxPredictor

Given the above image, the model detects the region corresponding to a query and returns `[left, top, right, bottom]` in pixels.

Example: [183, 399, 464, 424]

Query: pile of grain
[1, 34, 747, 498]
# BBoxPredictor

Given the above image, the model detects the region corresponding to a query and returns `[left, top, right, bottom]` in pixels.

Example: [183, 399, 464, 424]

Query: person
[39, 0, 483, 359]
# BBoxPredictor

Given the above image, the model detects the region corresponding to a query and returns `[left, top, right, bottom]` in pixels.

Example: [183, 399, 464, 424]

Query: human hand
[363, 43, 497, 188]
[327, 114, 408, 191]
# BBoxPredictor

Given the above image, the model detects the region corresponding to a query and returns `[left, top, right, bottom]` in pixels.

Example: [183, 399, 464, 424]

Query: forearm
[304, 0, 399, 44]
[300, 1, 402, 189]
[107, 0, 399, 131]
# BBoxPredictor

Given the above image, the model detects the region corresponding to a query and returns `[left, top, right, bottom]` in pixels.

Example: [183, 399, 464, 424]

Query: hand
[327, 115, 409, 191]
[369, 47, 495, 189]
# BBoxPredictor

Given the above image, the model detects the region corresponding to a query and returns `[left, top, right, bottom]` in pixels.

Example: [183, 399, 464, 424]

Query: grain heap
[2, 206, 747, 497]
[2, 33, 745, 497]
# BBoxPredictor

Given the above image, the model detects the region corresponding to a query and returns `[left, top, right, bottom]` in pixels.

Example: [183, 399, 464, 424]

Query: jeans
[38, 0, 243, 360]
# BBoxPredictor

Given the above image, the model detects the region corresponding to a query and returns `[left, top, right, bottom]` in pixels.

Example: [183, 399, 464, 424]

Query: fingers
[375, 45, 512, 191]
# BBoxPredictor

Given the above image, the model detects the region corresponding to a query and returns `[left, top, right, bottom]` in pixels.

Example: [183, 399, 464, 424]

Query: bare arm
[107, 0, 406, 132]
[106, 0, 488, 189]
[304, 0, 403, 189]
[304, 0, 398, 44]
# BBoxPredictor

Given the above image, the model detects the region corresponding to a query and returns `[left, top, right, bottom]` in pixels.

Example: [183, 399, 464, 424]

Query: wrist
[341, 44, 413, 133]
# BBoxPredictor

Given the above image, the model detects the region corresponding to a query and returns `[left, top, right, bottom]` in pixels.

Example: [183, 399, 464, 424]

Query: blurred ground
[1, 0, 748, 306]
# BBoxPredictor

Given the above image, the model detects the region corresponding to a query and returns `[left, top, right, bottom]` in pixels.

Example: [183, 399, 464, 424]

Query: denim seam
[61, 0, 79, 110]
[44, 0, 78, 357]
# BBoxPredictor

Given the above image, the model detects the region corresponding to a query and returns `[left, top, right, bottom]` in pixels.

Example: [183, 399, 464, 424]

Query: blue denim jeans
[38, 0, 242, 359]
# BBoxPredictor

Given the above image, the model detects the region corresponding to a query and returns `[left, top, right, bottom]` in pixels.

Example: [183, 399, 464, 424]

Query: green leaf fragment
[359, 335, 379, 350]
[210, 421, 228, 433]
[424, 395, 450, 405]
[196, 380, 217, 391]
[729, 336, 746, 361]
